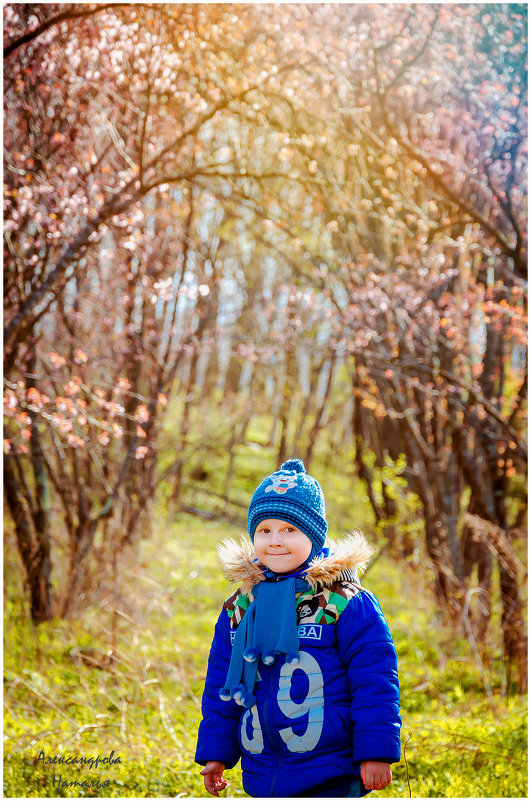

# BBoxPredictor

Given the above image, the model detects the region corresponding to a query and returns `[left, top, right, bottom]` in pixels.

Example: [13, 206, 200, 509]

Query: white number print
[240, 705, 264, 754]
[239, 653, 325, 754]
[277, 652, 324, 753]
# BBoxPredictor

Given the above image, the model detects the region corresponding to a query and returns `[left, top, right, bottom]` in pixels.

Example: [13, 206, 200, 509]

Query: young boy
[195, 460, 401, 798]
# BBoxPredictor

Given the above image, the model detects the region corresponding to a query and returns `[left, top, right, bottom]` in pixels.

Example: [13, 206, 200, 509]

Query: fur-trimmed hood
[217, 530, 375, 598]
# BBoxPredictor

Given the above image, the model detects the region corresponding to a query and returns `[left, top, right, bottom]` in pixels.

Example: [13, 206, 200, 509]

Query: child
[195, 460, 401, 798]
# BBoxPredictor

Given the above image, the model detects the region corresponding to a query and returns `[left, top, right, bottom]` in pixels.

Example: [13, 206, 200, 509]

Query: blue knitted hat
[248, 459, 327, 560]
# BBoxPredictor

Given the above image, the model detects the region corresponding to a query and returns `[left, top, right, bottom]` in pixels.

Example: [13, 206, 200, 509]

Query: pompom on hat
[247, 459, 327, 560]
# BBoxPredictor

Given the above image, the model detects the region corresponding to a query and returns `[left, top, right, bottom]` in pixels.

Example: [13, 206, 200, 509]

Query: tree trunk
[462, 505, 493, 644]
[223, 391, 255, 501]
[277, 350, 295, 465]
[60, 516, 99, 618]
[480, 318, 527, 691]
[304, 350, 337, 471]
[292, 351, 327, 454]
[4, 455, 53, 622]
[500, 561, 528, 693]
[172, 345, 200, 502]
[400, 428, 464, 620]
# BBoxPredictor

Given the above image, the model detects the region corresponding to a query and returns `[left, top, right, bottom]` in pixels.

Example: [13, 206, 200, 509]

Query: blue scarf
[219, 548, 329, 708]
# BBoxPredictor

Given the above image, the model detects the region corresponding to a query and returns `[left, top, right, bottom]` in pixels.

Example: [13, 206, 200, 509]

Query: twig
[61, 723, 123, 750]
[158, 693, 183, 748]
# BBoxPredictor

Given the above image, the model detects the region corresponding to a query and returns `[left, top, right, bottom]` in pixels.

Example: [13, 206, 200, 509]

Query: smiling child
[195, 460, 401, 798]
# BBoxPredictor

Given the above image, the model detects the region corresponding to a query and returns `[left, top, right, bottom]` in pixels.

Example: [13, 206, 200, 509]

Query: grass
[3, 513, 528, 798]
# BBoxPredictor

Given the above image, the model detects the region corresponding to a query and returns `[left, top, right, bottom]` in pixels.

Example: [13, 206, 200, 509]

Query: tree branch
[4, 4, 141, 59]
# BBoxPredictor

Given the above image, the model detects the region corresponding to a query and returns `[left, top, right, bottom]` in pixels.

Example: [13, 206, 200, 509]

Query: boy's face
[253, 519, 312, 573]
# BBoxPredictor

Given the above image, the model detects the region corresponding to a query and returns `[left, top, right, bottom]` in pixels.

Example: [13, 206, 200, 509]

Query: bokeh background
[3, 3, 527, 798]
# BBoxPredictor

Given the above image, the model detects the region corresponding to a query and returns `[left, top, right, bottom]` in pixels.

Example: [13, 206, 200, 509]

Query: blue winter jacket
[195, 533, 401, 798]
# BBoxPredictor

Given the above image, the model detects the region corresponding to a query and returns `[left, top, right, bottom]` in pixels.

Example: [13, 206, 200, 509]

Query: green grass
[4, 514, 528, 798]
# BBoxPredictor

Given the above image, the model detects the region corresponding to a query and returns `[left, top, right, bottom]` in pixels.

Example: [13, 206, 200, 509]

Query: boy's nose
[269, 530, 283, 544]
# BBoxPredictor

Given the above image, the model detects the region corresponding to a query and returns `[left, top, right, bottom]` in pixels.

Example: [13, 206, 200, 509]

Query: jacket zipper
[260, 662, 281, 797]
